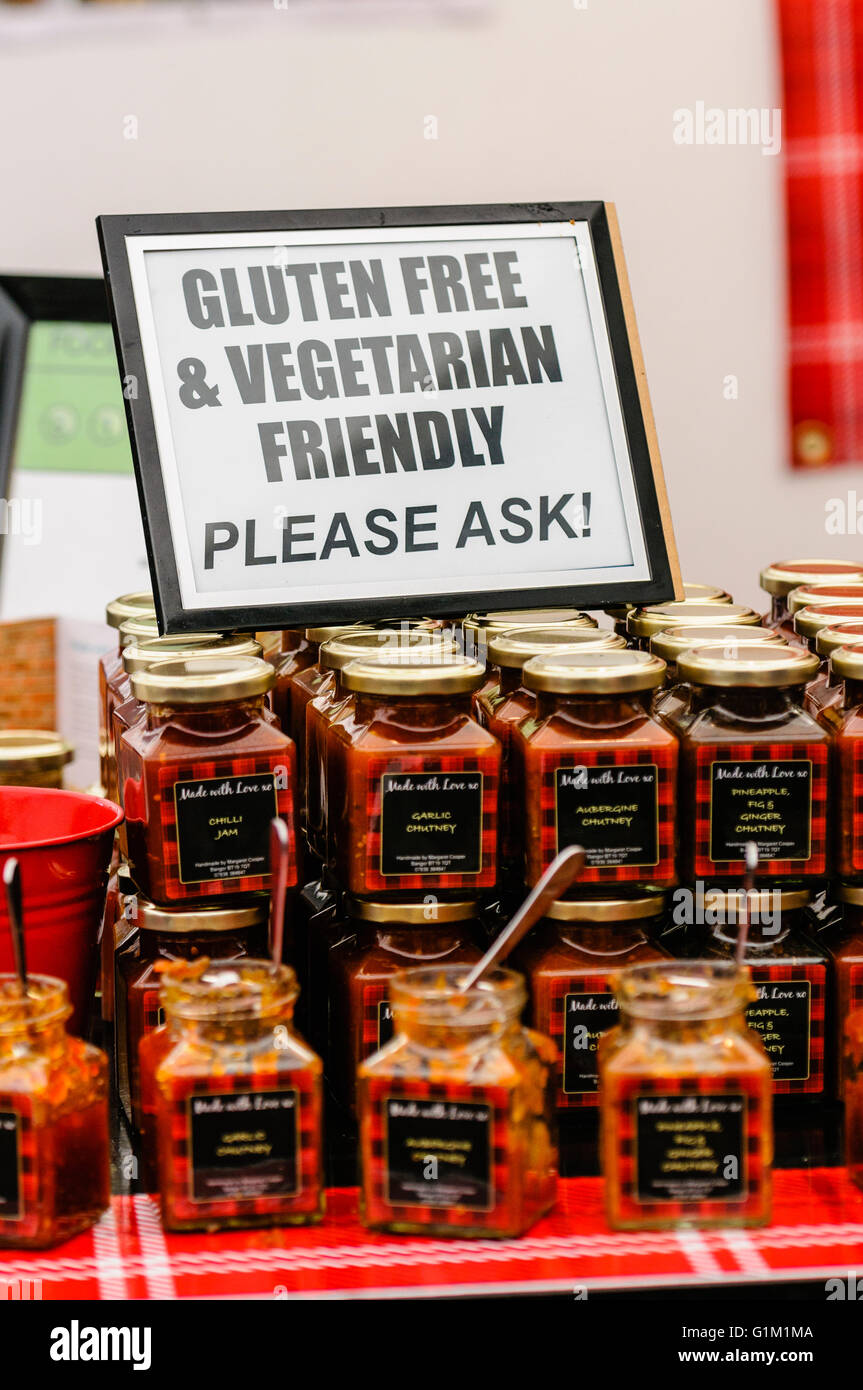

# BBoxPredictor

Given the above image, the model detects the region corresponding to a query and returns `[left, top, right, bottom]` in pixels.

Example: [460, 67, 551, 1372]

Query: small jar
[793, 601, 863, 656]
[0, 730, 73, 789]
[329, 897, 483, 1111]
[691, 887, 827, 1098]
[599, 961, 772, 1229]
[820, 884, 863, 1097]
[760, 561, 863, 640]
[144, 959, 323, 1231]
[806, 624, 863, 717]
[98, 592, 154, 793]
[358, 965, 557, 1237]
[0, 975, 109, 1248]
[307, 629, 459, 863]
[650, 625, 786, 732]
[462, 608, 596, 661]
[677, 644, 828, 884]
[117, 896, 269, 1130]
[514, 649, 677, 890]
[516, 893, 670, 1108]
[271, 629, 317, 728]
[102, 609, 159, 798]
[479, 626, 626, 873]
[608, 585, 733, 642]
[627, 602, 763, 652]
[328, 653, 501, 897]
[121, 656, 297, 905]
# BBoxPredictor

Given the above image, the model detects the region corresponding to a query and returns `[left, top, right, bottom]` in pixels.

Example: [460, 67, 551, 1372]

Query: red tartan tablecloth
[1, 1169, 862, 1299]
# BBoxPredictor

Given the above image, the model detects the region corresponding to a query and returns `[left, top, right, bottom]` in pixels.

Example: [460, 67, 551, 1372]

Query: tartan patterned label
[0, 1110, 21, 1221]
[634, 1092, 746, 1204]
[384, 1096, 493, 1210]
[353, 753, 499, 893]
[562, 991, 619, 1094]
[851, 744, 863, 872]
[380, 772, 482, 877]
[535, 744, 676, 885]
[709, 760, 813, 863]
[555, 764, 658, 868]
[747, 976, 813, 1086]
[174, 773, 279, 885]
[693, 743, 828, 877]
[851, 963, 863, 1012]
[187, 1089, 300, 1204]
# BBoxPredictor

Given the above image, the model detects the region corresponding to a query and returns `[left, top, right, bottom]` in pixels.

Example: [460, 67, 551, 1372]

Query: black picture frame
[98, 202, 681, 634]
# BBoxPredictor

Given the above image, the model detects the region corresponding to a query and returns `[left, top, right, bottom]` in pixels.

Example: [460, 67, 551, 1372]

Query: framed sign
[97, 202, 680, 633]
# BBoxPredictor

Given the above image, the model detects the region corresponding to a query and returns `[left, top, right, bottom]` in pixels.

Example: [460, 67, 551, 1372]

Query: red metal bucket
[0, 787, 123, 1034]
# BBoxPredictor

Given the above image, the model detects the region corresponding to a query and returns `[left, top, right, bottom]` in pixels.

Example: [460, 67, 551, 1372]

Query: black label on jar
[634, 1092, 746, 1204]
[187, 1088, 299, 1203]
[174, 773, 278, 884]
[555, 764, 658, 867]
[709, 760, 812, 863]
[562, 990, 619, 1093]
[0, 1111, 21, 1221]
[384, 1096, 493, 1210]
[377, 999, 394, 1048]
[380, 772, 482, 877]
[746, 978, 812, 1081]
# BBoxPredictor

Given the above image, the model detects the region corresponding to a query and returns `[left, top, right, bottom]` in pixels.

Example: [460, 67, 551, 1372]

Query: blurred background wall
[0, 0, 854, 616]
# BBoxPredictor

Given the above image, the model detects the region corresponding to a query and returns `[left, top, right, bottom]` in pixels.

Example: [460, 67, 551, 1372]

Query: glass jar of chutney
[607, 584, 733, 642]
[793, 600, 863, 655]
[822, 646, 863, 879]
[103, 611, 159, 801]
[692, 887, 827, 1098]
[462, 608, 596, 661]
[650, 624, 786, 732]
[271, 629, 317, 728]
[329, 897, 483, 1112]
[0, 975, 110, 1248]
[820, 884, 863, 1097]
[121, 655, 297, 906]
[516, 893, 670, 1109]
[328, 652, 500, 897]
[0, 731, 73, 789]
[760, 560, 863, 640]
[676, 644, 827, 885]
[117, 895, 269, 1131]
[807, 624, 863, 718]
[144, 959, 323, 1230]
[626, 602, 763, 652]
[514, 649, 677, 891]
[358, 965, 557, 1237]
[98, 592, 154, 793]
[600, 960, 772, 1229]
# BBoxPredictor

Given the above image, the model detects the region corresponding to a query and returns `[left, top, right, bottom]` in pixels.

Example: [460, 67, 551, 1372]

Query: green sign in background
[13, 321, 133, 475]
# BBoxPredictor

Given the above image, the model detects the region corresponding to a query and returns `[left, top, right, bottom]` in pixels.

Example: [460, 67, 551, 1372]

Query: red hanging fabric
[779, 0, 863, 468]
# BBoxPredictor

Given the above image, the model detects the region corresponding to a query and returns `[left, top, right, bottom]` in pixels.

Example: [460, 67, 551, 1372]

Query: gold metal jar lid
[677, 643, 819, 687]
[341, 651, 487, 696]
[523, 648, 666, 694]
[788, 581, 863, 615]
[546, 893, 666, 922]
[346, 897, 480, 924]
[817, 621, 863, 656]
[118, 615, 161, 648]
[122, 633, 260, 674]
[627, 603, 761, 640]
[463, 608, 596, 641]
[692, 887, 812, 913]
[488, 626, 626, 669]
[305, 624, 374, 644]
[650, 623, 784, 663]
[760, 559, 863, 597]
[828, 645, 863, 680]
[606, 584, 731, 622]
[837, 883, 863, 906]
[793, 600, 863, 637]
[130, 655, 275, 704]
[0, 730, 73, 772]
[137, 895, 269, 934]
[320, 629, 458, 672]
[105, 591, 155, 629]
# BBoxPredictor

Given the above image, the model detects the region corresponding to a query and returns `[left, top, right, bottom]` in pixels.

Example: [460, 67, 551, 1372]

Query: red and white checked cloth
[0, 1170, 861, 1299]
[778, 0, 863, 467]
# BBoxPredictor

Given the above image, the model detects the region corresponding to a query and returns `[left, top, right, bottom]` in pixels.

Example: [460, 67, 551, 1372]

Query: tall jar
[759, 560, 863, 640]
[0, 976, 110, 1248]
[516, 893, 670, 1109]
[328, 897, 483, 1111]
[514, 649, 677, 891]
[143, 959, 323, 1231]
[600, 960, 773, 1229]
[358, 965, 557, 1237]
[121, 655, 297, 905]
[676, 644, 827, 885]
[98, 592, 154, 794]
[328, 653, 501, 898]
[649, 624, 786, 732]
[117, 895, 269, 1130]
